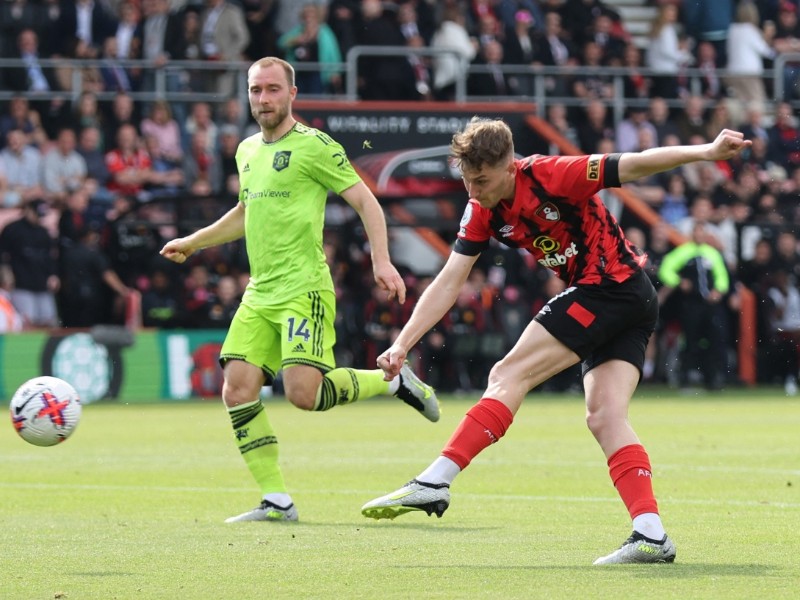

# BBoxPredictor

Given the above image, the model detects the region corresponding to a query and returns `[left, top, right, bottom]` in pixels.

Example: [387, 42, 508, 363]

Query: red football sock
[607, 444, 659, 519]
[441, 398, 514, 470]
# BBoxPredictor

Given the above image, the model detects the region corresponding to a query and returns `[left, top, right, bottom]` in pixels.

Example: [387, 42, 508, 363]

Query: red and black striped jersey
[454, 153, 647, 286]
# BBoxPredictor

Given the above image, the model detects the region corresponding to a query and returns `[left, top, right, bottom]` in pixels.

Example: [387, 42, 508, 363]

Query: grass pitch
[1, 388, 799, 599]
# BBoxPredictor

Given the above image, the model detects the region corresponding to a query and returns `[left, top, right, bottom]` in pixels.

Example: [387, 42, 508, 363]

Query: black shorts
[534, 269, 658, 377]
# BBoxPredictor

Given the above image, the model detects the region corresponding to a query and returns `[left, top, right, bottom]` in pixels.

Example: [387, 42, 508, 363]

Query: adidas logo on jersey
[292, 343, 305, 353]
[242, 163, 250, 173]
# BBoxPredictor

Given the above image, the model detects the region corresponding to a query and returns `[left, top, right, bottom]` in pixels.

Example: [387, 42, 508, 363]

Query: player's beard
[253, 101, 290, 133]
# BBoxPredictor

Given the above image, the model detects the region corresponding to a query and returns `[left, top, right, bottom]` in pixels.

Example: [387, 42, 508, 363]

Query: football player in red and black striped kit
[361, 117, 751, 564]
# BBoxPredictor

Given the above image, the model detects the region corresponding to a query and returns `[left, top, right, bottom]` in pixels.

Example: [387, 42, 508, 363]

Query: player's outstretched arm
[340, 181, 406, 304]
[618, 129, 751, 184]
[160, 203, 246, 264]
[377, 251, 477, 380]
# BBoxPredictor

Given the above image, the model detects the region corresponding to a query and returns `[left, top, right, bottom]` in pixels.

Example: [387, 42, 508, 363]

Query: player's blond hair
[450, 117, 514, 172]
[248, 56, 295, 87]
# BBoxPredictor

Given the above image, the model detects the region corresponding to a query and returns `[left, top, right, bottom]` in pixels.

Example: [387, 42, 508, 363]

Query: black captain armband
[603, 153, 622, 188]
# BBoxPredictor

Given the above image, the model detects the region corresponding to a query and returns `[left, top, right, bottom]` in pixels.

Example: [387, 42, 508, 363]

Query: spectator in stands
[105, 124, 154, 201]
[468, 39, 514, 96]
[430, 6, 477, 101]
[0, 199, 59, 328]
[753, 190, 788, 223]
[104, 92, 139, 150]
[77, 125, 113, 208]
[572, 41, 614, 100]
[98, 36, 135, 93]
[54, 0, 116, 59]
[588, 13, 627, 64]
[363, 285, 404, 371]
[676, 193, 725, 246]
[496, 0, 544, 36]
[199, 0, 250, 98]
[694, 41, 723, 101]
[278, 4, 343, 95]
[659, 172, 690, 227]
[42, 128, 89, 206]
[357, 0, 419, 100]
[33, 0, 63, 58]
[617, 42, 650, 101]
[3, 29, 59, 93]
[273, 0, 320, 38]
[112, 0, 143, 86]
[241, 0, 280, 61]
[474, 12, 503, 51]
[68, 92, 106, 149]
[398, 1, 434, 100]
[0, 128, 44, 208]
[764, 269, 800, 394]
[648, 96, 680, 146]
[560, 0, 622, 48]
[58, 183, 90, 246]
[770, 0, 800, 100]
[615, 106, 657, 154]
[503, 9, 536, 68]
[114, 1, 142, 58]
[725, 2, 775, 112]
[675, 95, 708, 143]
[683, 0, 734, 68]
[5, 28, 67, 137]
[576, 99, 615, 153]
[58, 224, 131, 327]
[737, 134, 772, 182]
[142, 268, 182, 328]
[659, 222, 731, 391]
[217, 97, 248, 139]
[767, 101, 800, 170]
[688, 150, 733, 202]
[645, 2, 693, 99]
[105, 195, 163, 288]
[182, 263, 215, 325]
[140, 0, 183, 93]
[530, 10, 575, 98]
[774, 229, 800, 281]
[0, 95, 47, 150]
[738, 237, 778, 293]
[142, 134, 185, 198]
[328, 0, 360, 60]
[704, 100, 738, 146]
[740, 101, 770, 144]
[218, 124, 240, 197]
[183, 129, 222, 197]
[640, 221, 675, 383]
[183, 101, 218, 156]
[545, 102, 580, 153]
[202, 274, 241, 328]
[162, 5, 203, 127]
[140, 100, 184, 168]
[0, 0, 40, 58]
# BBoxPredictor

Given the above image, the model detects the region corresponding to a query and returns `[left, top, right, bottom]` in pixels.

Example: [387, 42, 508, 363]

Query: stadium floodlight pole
[344, 45, 467, 102]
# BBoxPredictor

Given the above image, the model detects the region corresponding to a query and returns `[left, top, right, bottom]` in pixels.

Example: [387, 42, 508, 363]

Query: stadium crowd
[1, 0, 800, 393]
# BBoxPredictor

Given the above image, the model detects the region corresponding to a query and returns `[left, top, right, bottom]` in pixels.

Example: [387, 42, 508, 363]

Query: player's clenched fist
[160, 239, 194, 264]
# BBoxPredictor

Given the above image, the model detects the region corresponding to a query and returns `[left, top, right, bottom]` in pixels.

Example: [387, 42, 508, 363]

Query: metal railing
[2, 50, 799, 123]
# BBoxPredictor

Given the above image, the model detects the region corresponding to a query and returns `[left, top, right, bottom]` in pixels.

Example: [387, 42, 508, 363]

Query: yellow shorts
[219, 290, 336, 383]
